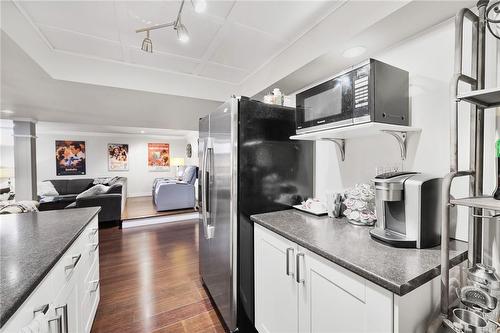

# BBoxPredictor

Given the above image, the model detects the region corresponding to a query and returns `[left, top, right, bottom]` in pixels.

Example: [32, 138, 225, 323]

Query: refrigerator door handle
[202, 138, 214, 239]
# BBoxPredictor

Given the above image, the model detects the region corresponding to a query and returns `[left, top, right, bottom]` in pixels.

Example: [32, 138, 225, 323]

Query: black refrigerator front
[199, 97, 313, 332]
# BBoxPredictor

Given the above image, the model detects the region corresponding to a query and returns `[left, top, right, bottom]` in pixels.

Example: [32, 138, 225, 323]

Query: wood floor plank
[91, 220, 224, 333]
[122, 196, 197, 220]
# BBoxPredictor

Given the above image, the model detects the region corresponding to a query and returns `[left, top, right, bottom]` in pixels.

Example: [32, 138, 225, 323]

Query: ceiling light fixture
[342, 46, 367, 58]
[191, 0, 207, 13]
[135, 0, 206, 52]
[141, 30, 153, 53]
[1, 110, 14, 115]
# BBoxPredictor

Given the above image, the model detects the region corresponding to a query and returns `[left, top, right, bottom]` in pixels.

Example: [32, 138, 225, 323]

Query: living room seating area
[38, 177, 127, 225]
[153, 165, 197, 212]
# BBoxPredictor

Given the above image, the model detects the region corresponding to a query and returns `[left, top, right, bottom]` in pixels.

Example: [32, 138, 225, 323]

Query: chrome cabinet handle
[286, 248, 294, 276]
[89, 242, 99, 252]
[64, 253, 82, 271]
[33, 303, 49, 317]
[88, 228, 98, 238]
[55, 304, 68, 333]
[89, 280, 100, 293]
[48, 315, 63, 333]
[296, 253, 305, 284]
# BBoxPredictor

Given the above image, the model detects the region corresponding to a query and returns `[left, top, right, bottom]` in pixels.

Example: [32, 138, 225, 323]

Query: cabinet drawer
[52, 221, 94, 295]
[0, 270, 55, 332]
[81, 258, 100, 333]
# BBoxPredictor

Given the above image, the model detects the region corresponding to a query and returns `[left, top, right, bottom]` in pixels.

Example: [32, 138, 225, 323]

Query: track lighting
[191, 0, 207, 13]
[135, 0, 206, 52]
[175, 22, 190, 43]
[141, 30, 153, 53]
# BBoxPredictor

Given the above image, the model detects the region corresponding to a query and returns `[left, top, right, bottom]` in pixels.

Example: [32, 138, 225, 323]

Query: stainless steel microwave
[295, 59, 409, 134]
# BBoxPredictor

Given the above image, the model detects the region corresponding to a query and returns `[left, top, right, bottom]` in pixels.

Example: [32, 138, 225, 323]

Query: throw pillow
[37, 181, 59, 197]
[76, 184, 110, 200]
[93, 177, 112, 185]
[0, 200, 39, 214]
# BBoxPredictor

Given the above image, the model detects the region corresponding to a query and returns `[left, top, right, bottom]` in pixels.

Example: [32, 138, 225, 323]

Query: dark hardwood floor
[91, 220, 225, 333]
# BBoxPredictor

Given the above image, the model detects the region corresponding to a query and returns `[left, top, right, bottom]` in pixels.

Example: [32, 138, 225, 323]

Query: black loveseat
[38, 177, 127, 225]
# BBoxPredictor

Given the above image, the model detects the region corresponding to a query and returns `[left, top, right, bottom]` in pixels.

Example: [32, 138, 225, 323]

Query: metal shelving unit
[438, 1, 500, 332]
[457, 87, 500, 108]
[451, 196, 500, 211]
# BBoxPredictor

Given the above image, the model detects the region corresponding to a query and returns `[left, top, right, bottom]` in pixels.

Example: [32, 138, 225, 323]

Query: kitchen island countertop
[251, 209, 467, 296]
[0, 207, 100, 328]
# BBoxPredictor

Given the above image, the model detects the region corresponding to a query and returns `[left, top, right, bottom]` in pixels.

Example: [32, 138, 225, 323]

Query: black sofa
[38, 177, 127, 225]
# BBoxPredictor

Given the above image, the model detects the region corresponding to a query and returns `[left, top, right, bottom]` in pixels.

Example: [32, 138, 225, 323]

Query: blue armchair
[153, 166, 198, 211]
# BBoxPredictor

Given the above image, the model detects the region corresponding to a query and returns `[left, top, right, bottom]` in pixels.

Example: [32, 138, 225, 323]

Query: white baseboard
[122, 212, 199, 228]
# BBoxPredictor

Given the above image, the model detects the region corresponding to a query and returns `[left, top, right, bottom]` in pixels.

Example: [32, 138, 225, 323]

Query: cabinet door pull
[296, 253, 305, 284]
[33, 303, 49, 317]
[88, 228, 98, 238]
[48, 315, 63, 333]
[89, 242, 99, 252]
[89, 280, 100, 293]
[55, 304, 68, 333]
[286, 248, 294, 276]
[64, 253, 82, 271]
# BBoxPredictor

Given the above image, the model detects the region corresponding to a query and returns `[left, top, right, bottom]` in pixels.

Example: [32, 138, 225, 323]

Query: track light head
[141, 31, 153, 53]
[191, 0, 207, 13]
[175, 23, 189, 43]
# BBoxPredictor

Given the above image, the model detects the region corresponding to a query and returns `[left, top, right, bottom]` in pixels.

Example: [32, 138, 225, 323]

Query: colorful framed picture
[148, 143, 170, 171]
[55, 140, 86, 175]
[108, 143, 129, 171]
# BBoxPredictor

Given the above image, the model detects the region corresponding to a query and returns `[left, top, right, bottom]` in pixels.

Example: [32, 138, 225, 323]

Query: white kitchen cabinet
[255, 224, 438, 333]
[297, 247, 393, 333]
[254, 225, 299, 333]
[54, 277, 80, 333]
[1, 216, 99, 333]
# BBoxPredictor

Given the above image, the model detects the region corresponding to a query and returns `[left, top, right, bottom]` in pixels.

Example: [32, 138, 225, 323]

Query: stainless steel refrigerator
[198, 97, 313, 332]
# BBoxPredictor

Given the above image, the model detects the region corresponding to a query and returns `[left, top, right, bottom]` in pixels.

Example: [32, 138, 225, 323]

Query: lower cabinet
[255, 224, 438, 333]
[1, 216, 100, 333]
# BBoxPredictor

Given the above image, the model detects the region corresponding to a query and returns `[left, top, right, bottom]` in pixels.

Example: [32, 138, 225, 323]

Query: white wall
[36, 130, 194, 197]
[292, 18, 498, 242]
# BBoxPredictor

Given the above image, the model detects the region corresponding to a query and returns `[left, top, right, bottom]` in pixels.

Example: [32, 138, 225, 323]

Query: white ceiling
[12, 0, 339, 85]
[1, 0, 481, 123]
[0, 31, 221, 131]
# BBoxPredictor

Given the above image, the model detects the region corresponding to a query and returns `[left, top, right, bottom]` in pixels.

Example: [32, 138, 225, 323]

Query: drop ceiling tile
[198, 63, 248, 83]
[124, 4, 221, 59]
[18, 1, 120, 41]
[129, 48, 200, 74]
[209, 23, 285, 71]
[228, 1, 336, 41]
[40, 27, 123, 61]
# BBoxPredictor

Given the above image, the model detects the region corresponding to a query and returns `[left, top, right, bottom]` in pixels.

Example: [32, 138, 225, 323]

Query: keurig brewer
[370, 172, 442, 248]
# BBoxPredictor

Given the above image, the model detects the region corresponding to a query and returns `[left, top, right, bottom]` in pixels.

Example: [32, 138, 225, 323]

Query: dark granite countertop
[0, 208, 100, 328]
[251, 209, 468, 296]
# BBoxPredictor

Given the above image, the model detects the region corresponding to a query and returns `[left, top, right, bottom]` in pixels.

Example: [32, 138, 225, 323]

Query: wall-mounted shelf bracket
[322, 138, 345, 161]
[382, 130, 407, 160]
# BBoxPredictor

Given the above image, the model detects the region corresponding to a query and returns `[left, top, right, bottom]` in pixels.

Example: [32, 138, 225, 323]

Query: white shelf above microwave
[290, 122, 421, 161]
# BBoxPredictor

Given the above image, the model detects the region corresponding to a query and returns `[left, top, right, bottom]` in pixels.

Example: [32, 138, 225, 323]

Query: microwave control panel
[353, 64, 370, 110]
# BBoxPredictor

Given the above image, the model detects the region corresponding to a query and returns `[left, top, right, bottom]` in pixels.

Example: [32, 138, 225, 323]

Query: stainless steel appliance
[370, 172, 442, 248]
[198, 97, 313, 332]
[295, 58, 409, 134]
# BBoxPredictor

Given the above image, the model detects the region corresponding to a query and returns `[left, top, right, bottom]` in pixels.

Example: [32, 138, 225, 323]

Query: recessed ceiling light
[342, 46, 367, 58]
[1, 110, 14, 114]
[140, 130, 145, 134]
